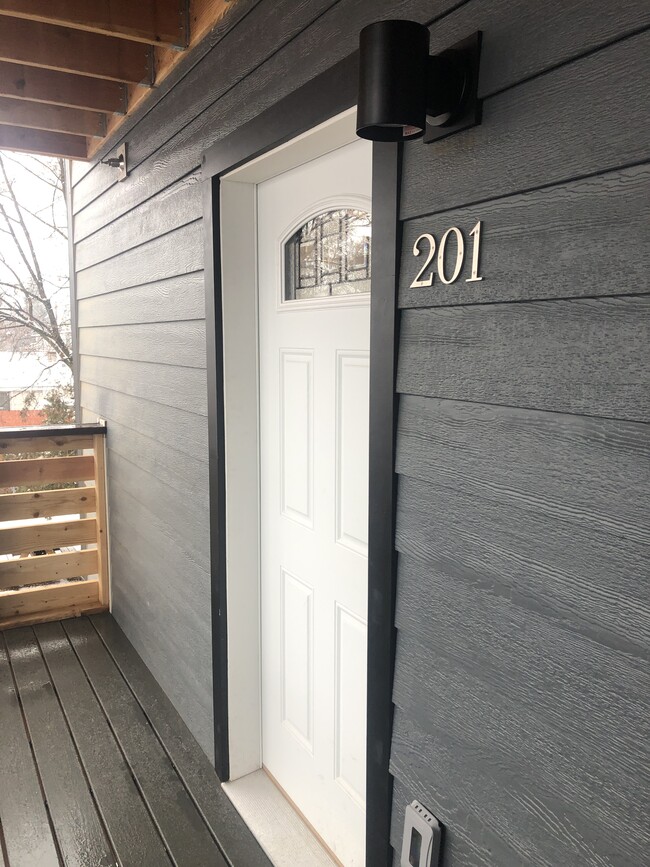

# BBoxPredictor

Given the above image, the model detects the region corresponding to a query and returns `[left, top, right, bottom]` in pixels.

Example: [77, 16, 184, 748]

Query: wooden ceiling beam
[0, 18, 154, 84]
[0, 1, 188, 49]
[0, 123, 87, 159]
[0, 63, 126, 113]
[0, 96, 105, 138]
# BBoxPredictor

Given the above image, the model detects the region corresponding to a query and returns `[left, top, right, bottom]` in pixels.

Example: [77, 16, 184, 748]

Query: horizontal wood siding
[73, 0, 392, 764]
[398, 297, 649, 421]
[73, 34, 211, 753]
[400, 29, 650, 219]
[72, 0, 649, 859]
[391, 1, 650, 864]
[399, 164, 650, 308]
[76, 273, 205, 327]
[78, 321, 206, 367]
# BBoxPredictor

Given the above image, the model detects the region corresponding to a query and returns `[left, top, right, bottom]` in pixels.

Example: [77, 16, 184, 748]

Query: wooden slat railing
[0, 424, 109, 630]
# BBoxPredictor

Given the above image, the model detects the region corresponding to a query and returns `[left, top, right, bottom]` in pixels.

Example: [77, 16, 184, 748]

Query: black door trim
[366, 139, 401, 867]
[202, 50, 401, 867]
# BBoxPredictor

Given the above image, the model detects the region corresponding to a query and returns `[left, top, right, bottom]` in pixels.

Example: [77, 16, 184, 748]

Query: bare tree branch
[7, 358, 68, 400]
[0, 152, 72, 369]
[2, 153, 60, 188]
[1, 160, 44, 288]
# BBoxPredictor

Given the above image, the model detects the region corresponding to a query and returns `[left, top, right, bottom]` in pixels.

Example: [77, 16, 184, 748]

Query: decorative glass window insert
[284, 209, 371, 301]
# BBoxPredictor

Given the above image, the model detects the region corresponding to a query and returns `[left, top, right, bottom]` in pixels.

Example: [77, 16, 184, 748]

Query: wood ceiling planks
[0, 63, 127, 113]
[0, 1, 232, 160]
[0, 123, 88, 158]
[0, 96, 106, 137]
[0, 0, 188, 48]
[0, 18, 154, 84]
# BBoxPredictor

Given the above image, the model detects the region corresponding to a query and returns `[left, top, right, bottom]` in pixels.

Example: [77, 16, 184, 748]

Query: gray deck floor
[0, 613, 271, 867]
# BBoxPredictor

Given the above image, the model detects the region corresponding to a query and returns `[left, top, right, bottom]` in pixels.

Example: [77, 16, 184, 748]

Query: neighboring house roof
[0, 409, 46, 427]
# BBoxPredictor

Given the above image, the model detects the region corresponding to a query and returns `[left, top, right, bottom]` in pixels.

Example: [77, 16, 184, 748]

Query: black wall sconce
[356, 20, 482, 144]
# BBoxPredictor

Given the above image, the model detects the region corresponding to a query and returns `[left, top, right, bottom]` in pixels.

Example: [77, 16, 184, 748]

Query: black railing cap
[0, 423, 107, 439]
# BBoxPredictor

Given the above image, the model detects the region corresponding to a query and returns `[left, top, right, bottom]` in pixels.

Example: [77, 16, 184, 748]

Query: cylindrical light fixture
[356, 20, 430, 141]
[356, 21, 476, 143]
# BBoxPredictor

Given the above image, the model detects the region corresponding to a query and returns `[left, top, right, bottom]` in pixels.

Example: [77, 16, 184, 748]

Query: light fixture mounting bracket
[423, 32, 483, 144]
[100, 142, 128, 181]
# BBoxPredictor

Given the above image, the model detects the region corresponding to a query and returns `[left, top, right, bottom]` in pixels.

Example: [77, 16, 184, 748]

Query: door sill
[222, 768, 338, 866]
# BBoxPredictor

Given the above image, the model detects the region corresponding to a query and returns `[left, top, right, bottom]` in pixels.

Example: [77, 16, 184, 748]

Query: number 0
[437, 227, 464, 285]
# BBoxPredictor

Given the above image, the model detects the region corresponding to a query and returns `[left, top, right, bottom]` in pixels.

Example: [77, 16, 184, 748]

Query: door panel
[258, 139, 372, 867]
[280, 350, 314, 526]
[336, 351, 370, 555]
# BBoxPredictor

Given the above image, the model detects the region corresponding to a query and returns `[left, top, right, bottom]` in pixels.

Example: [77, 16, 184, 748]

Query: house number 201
[410, 220, 483, 287]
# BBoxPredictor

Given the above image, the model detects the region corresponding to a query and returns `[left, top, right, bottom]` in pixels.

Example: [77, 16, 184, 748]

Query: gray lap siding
[72, 0, 649, 861]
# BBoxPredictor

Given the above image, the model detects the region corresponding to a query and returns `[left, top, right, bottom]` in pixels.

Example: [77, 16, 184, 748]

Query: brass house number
[410, 220, 483, 287]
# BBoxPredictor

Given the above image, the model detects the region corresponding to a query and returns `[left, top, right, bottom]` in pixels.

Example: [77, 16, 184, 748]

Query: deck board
[0, 635, 60, 867]
[34, 620, 173, 867]
[63, 617, 228, 867]
[4, 627, 115, 867]
[91, 611, 272, 866]
[0, 614, 271, 867]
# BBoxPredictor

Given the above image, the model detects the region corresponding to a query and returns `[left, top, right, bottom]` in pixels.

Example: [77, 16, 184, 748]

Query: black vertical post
[204, 174, 230, 780]
[366, 140, 402, 866]
[64, 162, 81, 423]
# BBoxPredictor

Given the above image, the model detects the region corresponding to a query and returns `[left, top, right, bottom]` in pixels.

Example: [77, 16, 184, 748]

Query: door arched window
[284, 208, 371, 301]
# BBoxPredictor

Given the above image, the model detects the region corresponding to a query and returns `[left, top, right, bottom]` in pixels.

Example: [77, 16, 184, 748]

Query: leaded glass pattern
[284, 209, 371, 301]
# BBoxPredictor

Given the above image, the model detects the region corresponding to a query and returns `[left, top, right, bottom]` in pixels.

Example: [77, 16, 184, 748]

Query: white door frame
[219, 107, 363, 781]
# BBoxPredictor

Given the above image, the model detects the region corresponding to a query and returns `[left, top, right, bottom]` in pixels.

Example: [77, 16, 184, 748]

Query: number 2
[410, 233, 436, 288]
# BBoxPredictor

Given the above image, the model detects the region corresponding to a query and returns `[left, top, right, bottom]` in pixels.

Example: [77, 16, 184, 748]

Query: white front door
[258, 139, 372, 866]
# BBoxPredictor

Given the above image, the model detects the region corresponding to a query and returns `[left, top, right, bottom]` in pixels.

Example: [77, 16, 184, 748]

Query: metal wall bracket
[424, 31, 483, 144]
[101, 142, 128, 181]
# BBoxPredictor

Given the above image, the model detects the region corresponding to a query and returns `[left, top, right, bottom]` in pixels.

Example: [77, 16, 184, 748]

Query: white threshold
[223, 769, 337, 867]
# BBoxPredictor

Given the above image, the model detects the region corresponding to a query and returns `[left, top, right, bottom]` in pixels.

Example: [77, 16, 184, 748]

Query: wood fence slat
[0, 517, 97, 556]
[93, 435, 110, 606]
[0, 548, 98, 590]
[0, 454, 95, 487]
[0, 434, 94, 454]
[0, 486, 97, 521]
[0, 579, 101, 629]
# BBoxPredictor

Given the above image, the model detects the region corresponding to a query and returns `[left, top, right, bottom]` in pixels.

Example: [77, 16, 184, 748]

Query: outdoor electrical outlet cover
[400, 801, 442, 867]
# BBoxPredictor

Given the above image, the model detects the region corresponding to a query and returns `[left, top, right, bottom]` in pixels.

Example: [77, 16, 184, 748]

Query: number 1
[466, 221, 483, 282]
